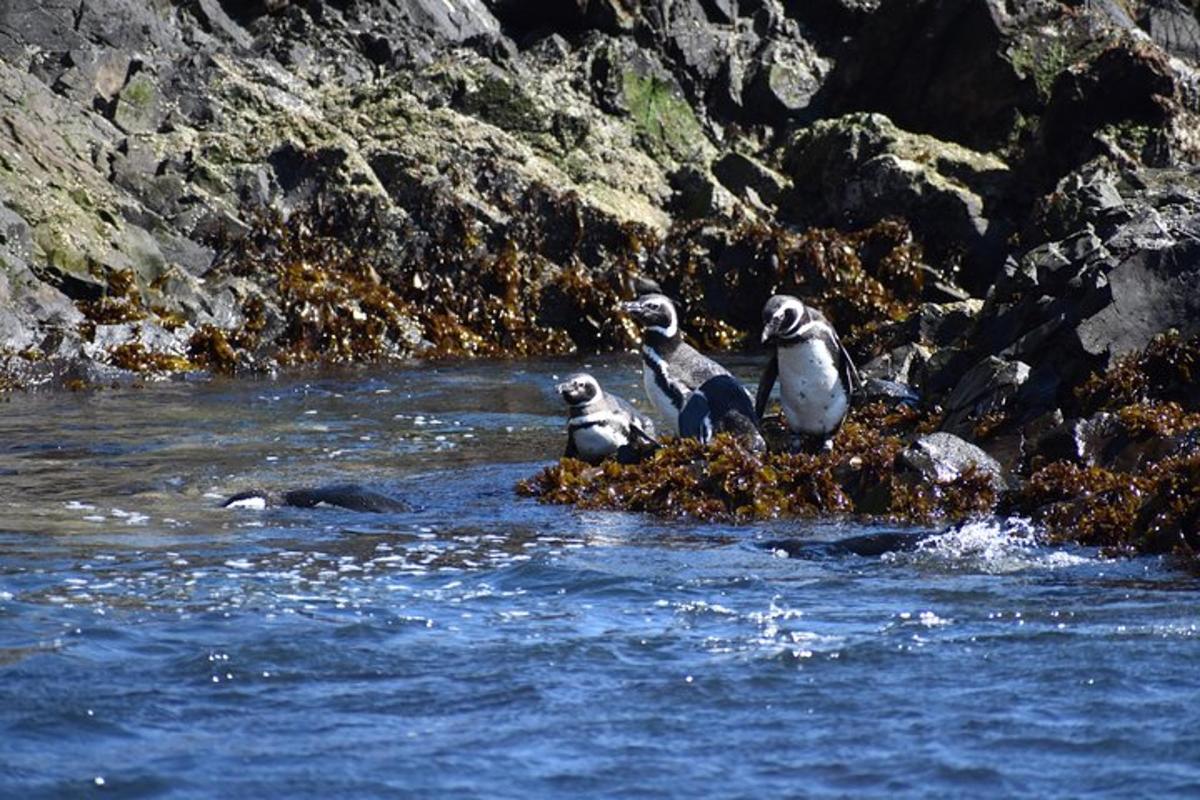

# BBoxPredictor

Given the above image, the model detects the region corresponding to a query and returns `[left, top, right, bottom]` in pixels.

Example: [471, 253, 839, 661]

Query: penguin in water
[756, 294, 859, 450]
[621, 293, 746, 434]
[557, 372, 658, 464]
[679, 375, 766, 451]
[223, 485, 412, 513]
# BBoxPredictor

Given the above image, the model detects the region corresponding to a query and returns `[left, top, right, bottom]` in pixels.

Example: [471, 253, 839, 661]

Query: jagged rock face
[1, 0, 1200, 398]
[821, 0, 1034, 152]
[779, 112, 1011, 294]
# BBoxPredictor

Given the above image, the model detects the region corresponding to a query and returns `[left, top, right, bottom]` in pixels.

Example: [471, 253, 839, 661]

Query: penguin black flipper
[682, 375, 765, 451]
[564, 437, 581, 460]
[755, 352, 778, 420]
[611, 394, 659, 446]
[678, 389, 713, 442]
[281, 485, 412, 513]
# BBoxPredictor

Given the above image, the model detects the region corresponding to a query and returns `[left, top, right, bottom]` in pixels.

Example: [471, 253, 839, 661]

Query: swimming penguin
[756, 294, 859, 448]
[679, 375, 766, 451]
[621, 293, 744, 434]
[557, 372, 658, 464]
[223, 485, 413, 513]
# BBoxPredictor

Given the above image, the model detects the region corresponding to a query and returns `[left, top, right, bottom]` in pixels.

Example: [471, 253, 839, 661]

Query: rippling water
[3, 358, 1199, 798]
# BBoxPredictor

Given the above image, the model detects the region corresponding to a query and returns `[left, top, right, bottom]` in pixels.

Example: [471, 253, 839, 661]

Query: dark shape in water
[223, 484, 413, 513]
[761, 530, 929, 559]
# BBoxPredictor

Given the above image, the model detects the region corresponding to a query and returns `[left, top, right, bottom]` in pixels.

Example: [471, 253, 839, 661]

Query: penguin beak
[761, 318, 779, 345]
[620, 299, 648, 322]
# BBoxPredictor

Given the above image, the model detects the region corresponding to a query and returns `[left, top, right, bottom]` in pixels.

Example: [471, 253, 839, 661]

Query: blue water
[2, 358, 1199, 798]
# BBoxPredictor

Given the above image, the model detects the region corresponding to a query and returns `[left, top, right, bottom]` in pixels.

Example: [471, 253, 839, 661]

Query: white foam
[886, 517, 1093, 573]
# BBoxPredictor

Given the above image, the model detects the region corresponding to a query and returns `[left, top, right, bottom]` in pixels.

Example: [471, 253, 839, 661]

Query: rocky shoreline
[2, 1, 1199, 559]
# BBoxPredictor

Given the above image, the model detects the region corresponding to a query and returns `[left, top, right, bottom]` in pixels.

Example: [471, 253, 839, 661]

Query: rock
[904, 299, 983, 347]
[861, 342, 933, 385]
[1138, 0, 1200, 63]
[941, 356, 1031, 437]
[780, 112, 1010, 294]
[711, 152, 787, 207]
[821, 0, 1032, 151]
[668, 166, 738, 220]
[113, 71, 165, 134]
[1031, 412, 1121, 468]
[1037, 45, 1178, 182]
[741, 39, 827, 124]
[858, 377, 921, 407]
[1075, 237, 1200, 361]
[898, 431, 1006, 491]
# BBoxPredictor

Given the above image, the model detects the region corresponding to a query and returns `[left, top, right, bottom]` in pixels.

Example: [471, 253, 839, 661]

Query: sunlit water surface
[2, 358, 1198, 798]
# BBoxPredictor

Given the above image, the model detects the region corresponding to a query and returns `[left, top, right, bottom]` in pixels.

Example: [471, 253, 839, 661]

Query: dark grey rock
[941, 356, 1031, 437]
[1138, 0, 1200, 62]
[899, 431, 1005, 491]
[1076, 239, 1200, 362]
[1032, 412, 1120, 467]
[821, 0, 1031, 151]
[862, 342, 932, 386]
[711, 152, 787, 207]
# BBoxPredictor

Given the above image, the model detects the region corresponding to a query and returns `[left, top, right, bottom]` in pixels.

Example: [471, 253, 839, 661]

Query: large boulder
[779, 113, 1010, 294]
[898, 431, 1006, 492]
[820, 0, 1033, 151]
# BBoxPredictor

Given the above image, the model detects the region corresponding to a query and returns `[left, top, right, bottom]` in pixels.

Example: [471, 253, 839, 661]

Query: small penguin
[621, 293, 744, 434]
[557, 372, 657, 464]
[756, 294, 859, 447]
[679, 375, 766, 451]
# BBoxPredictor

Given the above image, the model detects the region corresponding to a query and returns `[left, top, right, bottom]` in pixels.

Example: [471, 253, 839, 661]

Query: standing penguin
[621, 293, 744, 434]
[557, 372, 657, 464]
[756, 294, 859, 447]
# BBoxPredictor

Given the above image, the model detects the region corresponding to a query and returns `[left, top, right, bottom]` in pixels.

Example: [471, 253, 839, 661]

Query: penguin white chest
[642, 359, 682, 434]
[573, 421, 627, 459]
[569, 410, 629, 460]
[778, 340, 848, 436]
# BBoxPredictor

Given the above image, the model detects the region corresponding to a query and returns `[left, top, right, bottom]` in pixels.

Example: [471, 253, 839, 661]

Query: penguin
[679, 375, 766, 451]
[621, 293, 745, 434]
[557, 372, 657, 464]
[223, 485, 413, 513]
[756, 294, 859, 448]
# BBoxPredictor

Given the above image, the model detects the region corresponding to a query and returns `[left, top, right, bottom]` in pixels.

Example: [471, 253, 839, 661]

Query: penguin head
[620, 293, 679, 339]
[556, 373, 602, 407]
[761, 294, 806, 345]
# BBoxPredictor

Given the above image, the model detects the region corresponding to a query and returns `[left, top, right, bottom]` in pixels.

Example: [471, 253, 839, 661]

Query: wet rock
[940, 356, 1030, 437]
[861, 342, 933, 386]
[1031, 412, 1121, 468]
[904, 299, 983, 347]
[898, 431, 1005, 491]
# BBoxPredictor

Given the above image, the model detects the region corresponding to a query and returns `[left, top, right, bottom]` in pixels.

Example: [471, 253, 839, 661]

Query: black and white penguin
[679, 375, 766, 451]
[557, 372, 657, 464]
[756, 294, 859, 446]
[621, 293, 743, 434]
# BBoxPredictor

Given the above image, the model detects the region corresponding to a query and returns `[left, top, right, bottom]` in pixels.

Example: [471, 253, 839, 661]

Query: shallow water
[2, 357, 1199, 799]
